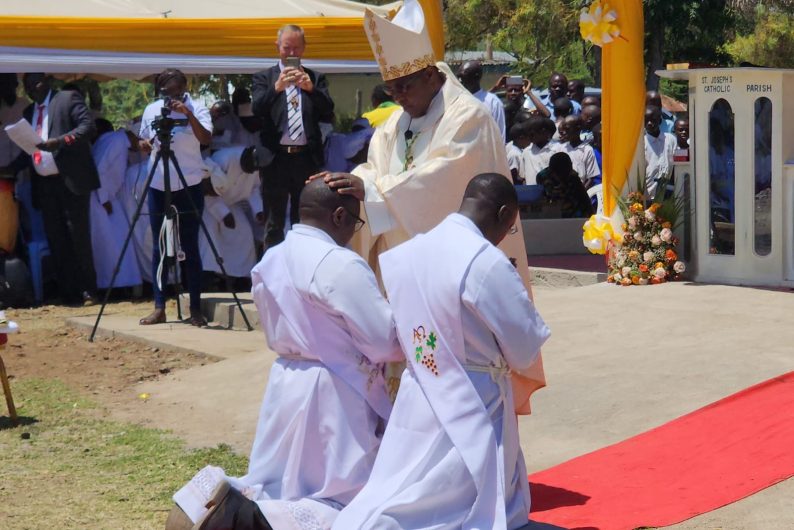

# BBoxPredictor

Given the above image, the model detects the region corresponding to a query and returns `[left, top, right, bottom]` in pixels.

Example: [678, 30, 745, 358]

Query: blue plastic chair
[15, 178, 50, 304]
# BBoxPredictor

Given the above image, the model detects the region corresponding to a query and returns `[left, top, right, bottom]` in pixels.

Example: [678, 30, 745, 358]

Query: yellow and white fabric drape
[581, 0, 645, 253]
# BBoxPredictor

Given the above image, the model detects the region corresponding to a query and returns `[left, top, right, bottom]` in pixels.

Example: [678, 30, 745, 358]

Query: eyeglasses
[342, 205, 366, 232]
[383, 69, 426, 96]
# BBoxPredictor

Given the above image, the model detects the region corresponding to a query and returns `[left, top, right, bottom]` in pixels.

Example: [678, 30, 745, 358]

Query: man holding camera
[138, 69, 212, 327]
[252, 24, 334, 249]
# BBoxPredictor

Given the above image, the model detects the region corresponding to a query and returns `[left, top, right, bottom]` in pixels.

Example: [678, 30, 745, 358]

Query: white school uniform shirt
[335, 213, 550, 530]
[505, 141, 524, 182]
[644, 131, 677, 198]
[474, 89, 506, 142]
[522, 141, 561, 185]
[561, 141, 601, 184]
[139, 94, 212, 191]
[30, 91, 58, 176]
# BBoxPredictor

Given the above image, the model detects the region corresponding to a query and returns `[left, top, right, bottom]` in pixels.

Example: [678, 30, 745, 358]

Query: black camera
[152, 90, 188, 140]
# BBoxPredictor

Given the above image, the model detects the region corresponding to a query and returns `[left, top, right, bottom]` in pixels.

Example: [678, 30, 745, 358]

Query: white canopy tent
[0, 0, 401, 75]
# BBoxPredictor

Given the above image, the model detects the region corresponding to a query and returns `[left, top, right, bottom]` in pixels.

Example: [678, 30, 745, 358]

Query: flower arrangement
[607, 181, 686, 286]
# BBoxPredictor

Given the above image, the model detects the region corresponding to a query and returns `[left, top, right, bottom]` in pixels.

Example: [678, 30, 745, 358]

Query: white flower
[628, 216, 638, 229]
[660, 227, 673, 242]
[634, 231, 643, 241]
[654, 267, 667, 279]
[617, 255, 627, 267]
[645, 209, 656, 221]
[613, 273, 622, 282]
[652, 235, 662, 247]
[643, 251, 655, 263]
[638, 277, 649, 285]
[621, 266, 632, 277]
[674, 261, 686, 274]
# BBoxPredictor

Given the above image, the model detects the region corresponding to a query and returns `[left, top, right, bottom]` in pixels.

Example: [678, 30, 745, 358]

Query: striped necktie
[285, 85, 304, 141]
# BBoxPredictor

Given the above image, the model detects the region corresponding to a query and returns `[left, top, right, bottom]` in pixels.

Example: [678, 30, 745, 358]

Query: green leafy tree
[724, 5, 794, 67]
[445, 0, 597, 85]
[99, 79, 152, 128]
[644, 0, 737, 90]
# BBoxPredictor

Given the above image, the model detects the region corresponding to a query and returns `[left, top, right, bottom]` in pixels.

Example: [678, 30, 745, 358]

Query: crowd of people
[0, 33, 689, 313]
[0, 0, 699, 527]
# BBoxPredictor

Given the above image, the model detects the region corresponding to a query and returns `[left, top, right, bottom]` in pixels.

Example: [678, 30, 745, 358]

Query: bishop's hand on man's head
[307, 171, 365, 201]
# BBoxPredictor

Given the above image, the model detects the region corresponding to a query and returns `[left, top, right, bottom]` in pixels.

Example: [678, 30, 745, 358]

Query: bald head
[581, 104, 601, 130]
[300, 178, 356, 216]
[646, 90, 662, 109]
[567, 79, 585, 103]
[560, 114, 583, 145]
[458, 61, 483, 94]
[549, 73, 568, 100]
[463, 173, 518, 208]
[299, 178, 361, 246]
[459, 173, 518, 246]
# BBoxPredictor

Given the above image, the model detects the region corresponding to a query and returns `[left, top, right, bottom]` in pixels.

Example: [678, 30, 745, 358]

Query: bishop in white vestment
[170, 179, 402, 530]
[90, 128, 142, 288]
[316, 0, 546, 410]
[199, 146, 263, 278]
[333, 174, 550, 530]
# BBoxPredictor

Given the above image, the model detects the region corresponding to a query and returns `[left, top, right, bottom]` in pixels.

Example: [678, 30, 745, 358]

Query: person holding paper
[19, 73, 99, 305]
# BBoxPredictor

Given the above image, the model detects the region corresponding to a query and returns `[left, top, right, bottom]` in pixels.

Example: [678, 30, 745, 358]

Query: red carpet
[528, 372, 794, 530]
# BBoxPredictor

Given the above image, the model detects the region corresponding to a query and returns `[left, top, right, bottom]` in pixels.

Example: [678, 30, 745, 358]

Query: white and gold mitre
[364, 0, 436, 81]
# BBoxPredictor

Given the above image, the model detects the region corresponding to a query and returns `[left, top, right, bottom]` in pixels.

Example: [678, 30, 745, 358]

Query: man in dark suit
[21, 73, 99, 305]
[252, 24, 334, 248]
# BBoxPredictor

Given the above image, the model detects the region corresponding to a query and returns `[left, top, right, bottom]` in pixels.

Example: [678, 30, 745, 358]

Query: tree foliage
[724, 5, 794, 67]
[445, 0, 596, 85]
[100, 80, 152, 128]
[643, 0, 737, 89]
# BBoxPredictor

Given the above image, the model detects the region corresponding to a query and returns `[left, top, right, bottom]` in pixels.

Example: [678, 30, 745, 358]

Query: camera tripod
[89, 108, 253, 341]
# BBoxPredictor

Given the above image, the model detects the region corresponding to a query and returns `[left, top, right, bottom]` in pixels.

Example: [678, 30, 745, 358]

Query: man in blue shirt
[526, 72, 581, 118]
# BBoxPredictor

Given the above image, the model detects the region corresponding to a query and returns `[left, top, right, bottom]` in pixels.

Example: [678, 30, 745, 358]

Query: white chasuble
[174, 224, 401, 529]
[351, 62, 546, 412]
[333, 214, 550, 530]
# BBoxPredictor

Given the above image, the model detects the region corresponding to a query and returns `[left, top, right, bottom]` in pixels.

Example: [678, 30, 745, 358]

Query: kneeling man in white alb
[333, 173, 551, 530]
[167, 178, 402, 530]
